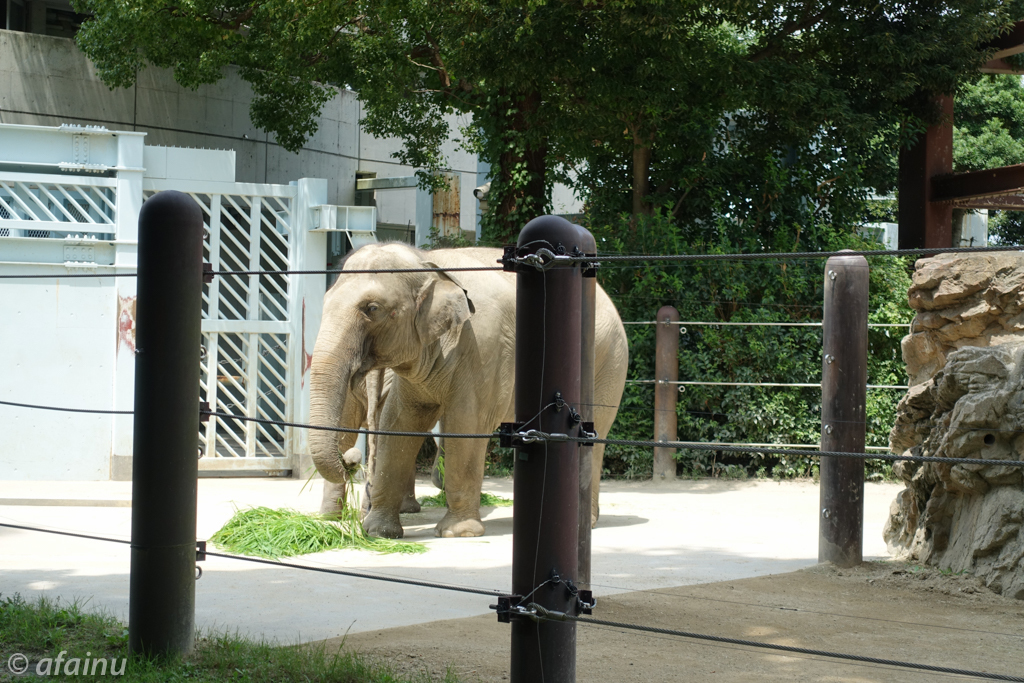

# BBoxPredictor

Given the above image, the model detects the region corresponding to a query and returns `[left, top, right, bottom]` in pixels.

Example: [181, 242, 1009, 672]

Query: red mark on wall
[117, 295, 137, 356]
[301, 299, 313, 388]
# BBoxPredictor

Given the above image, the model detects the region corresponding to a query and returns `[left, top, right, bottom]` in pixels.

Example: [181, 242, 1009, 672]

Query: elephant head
[308, 244, 474, 487]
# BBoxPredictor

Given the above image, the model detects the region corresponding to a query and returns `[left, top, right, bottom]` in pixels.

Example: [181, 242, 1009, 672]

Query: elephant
[309, 243, 628, 538]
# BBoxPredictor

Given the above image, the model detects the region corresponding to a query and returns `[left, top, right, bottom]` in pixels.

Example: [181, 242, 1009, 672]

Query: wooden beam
[899, 95, 953, 249]
[980, 57, 1024, 75]
[933, 164, 1024, 202]
[950, 195, 1024, 211]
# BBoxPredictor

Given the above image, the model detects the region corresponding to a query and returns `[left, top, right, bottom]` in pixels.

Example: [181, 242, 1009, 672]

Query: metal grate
[151, 188, 295, 464]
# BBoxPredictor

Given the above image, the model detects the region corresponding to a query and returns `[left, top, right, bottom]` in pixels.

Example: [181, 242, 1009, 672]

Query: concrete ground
[0, 476, 903, 644]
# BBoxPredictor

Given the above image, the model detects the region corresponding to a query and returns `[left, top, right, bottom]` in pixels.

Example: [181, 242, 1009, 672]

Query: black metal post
[653, 305, 680, 480]
[129, 191, 204, 656]
[577, 224, 596, 591]
[819, 253, 868, 568]
[512, 216, 583, 683]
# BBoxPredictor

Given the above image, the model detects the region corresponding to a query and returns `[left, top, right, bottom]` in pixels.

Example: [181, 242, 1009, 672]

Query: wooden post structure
[577, 224, 597, 590]
[510, 215, 583, 683]
[129, 191, 203, 656]
[819, 253, 868, 568]
[898, 94, 953, 249]
[653, 306, 679, 480]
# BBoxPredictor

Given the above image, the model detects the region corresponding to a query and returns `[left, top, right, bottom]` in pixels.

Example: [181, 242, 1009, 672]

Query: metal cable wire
[584, 581, 1024, 640]
[0, 399, 133, 415]
[204, 409, 1024, 468]
[215, 266, 504, 276]
[204, 409, 494, 440]
[585, 244, 1024, 264]
[0, 522, 504, 597]
[526, 607, 1024, 682]
[4, 244, 1021, 281]
[584, 436, 1024, 469]
[0, 399, 1013, 469]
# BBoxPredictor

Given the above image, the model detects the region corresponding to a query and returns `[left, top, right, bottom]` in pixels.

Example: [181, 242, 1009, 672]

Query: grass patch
[210, 506, 425, 559]
[0, 594, 455, 682]
[418, 492, 513, 509]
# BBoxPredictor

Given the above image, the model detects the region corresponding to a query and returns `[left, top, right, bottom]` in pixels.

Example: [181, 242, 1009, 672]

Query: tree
[72, 0, 1023, 242]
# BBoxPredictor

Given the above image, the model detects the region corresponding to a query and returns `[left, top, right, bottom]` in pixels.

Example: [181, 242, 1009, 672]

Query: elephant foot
[363, 508, 404, 539]
[400, 494, 421, 514]
[435, 512, 485, 538]
[320, 480, 348, 517]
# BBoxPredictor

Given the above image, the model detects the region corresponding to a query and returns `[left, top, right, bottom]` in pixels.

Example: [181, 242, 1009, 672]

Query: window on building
[3, 0, 27, 31]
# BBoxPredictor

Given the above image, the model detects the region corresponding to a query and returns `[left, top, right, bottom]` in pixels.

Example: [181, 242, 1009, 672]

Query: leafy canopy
[72, 1, 1024, 239]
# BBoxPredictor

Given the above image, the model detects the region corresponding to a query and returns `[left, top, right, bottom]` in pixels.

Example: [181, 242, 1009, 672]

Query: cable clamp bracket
[490, 594, 524, 623]
[499, 423, 597, 448]
[577, 589, 595, 615]
[499, 246, 589, 272]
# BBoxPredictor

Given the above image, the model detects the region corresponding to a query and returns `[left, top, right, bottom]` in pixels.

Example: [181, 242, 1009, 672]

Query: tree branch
[748, 9, 827, 62]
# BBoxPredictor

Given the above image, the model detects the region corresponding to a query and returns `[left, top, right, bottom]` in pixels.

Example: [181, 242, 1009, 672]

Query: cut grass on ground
[210, 507, 425, 559]
[0, 594, 455, 683]
[418, 492, 513, 509]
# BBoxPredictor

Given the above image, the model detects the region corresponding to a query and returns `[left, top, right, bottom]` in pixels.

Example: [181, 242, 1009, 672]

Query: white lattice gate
[145, 180, 300, 472]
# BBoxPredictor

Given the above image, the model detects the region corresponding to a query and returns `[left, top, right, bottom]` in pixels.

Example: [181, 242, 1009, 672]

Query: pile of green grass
[418, 492, 513, 509]
[210, 506, 425, 559]
[0, 594, 456, 682]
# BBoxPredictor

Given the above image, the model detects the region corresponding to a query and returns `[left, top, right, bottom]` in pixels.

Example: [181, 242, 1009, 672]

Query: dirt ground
[330, 561, 1024, 683]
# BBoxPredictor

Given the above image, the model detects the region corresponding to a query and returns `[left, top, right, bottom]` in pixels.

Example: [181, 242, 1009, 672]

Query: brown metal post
[898, 94, 953, 249]
[576, 225, 596, 590]
[819, 253, 868, 568]
[653, 306, 680, 480]
[511, 215, 582, 683]
[129, 191, 203, 655]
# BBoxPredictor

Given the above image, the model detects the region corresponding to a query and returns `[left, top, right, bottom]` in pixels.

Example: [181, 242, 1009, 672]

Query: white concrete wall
[0, 275, 115, 479]
[0, 29, 490, 233]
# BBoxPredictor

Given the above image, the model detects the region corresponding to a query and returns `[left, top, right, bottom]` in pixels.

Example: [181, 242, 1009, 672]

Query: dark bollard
[129, 191, 204, 656]
[819, 253, 868, 568]
[653, 305, 680, 480]
[577, 224, 596, 591]
[511, 215, 583, 683]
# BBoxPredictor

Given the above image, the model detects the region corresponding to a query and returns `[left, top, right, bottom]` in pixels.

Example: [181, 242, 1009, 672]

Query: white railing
[0, 172, 117, 238]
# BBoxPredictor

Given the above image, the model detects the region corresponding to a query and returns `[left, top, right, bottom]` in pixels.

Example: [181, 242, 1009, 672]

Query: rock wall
[901, 252, 1024, 386]
[886, 253, 1024, 599]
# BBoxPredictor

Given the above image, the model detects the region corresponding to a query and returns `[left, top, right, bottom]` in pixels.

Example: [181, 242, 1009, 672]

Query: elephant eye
[366, 304, 379, 314]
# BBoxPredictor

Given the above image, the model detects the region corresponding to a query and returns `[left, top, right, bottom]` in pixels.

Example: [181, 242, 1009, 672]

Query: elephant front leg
[363, 401, 438, 539]
[433, 420, 487, 538]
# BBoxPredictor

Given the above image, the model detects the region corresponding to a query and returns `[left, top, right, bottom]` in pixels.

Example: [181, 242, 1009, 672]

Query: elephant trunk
[309, 327, 365, 485]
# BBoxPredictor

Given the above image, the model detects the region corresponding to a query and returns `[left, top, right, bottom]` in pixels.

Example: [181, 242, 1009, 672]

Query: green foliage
[589, 210, 913, 479]
[425, 226, 475, 250]
[210, 506, 425, 558]
[72, 1, 1022, 240]
[954, 75, 1024, 172]
[418, 492, 513, 508]
[0, 594, 456, 682]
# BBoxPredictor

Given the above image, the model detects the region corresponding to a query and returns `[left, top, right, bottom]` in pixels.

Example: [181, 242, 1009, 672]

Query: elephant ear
[415, 275, 473, 346]
[421, 262, 475, 314]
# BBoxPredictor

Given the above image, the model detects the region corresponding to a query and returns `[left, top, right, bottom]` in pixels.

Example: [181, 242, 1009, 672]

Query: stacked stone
[886, 252, 1024, 599]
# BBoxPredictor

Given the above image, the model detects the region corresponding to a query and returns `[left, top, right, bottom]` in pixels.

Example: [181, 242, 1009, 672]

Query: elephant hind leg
[590, 398, 621, 528]
[432, 419, 486, 538]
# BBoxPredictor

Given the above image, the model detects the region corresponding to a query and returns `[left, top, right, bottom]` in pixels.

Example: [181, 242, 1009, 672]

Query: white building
[0, 26, 489, 246]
